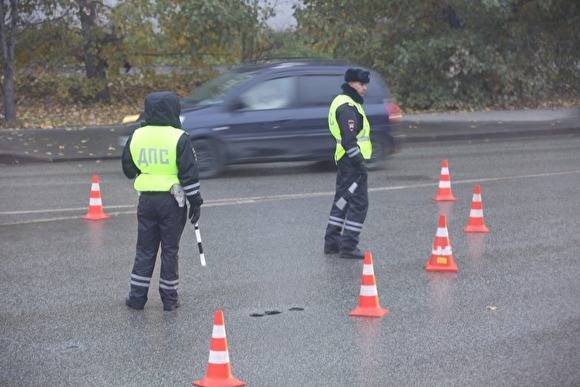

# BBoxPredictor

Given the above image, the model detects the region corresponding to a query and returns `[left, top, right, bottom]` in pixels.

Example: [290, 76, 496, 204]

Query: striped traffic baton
[335, 174, 362, 210]
[194, 223, 206, 266]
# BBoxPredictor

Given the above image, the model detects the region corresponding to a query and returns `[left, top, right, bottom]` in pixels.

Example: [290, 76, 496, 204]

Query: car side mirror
[228, 98, 246, 111]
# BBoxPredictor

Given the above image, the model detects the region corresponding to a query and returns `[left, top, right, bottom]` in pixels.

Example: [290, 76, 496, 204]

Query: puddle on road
[249, 306, 305, 317]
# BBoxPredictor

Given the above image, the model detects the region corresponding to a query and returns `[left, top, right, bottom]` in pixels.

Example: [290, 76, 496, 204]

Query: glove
[188, 204, 201, 224]
[352, 153, 366, 170]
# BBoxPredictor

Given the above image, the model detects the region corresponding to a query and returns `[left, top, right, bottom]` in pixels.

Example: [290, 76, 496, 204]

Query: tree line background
[0, 0, 578, 127]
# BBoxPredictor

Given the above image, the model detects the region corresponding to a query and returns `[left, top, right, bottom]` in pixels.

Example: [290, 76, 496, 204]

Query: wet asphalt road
[1, 135, 580, 386]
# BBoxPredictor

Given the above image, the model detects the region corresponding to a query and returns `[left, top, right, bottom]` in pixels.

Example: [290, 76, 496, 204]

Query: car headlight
[122, 114, 140, 124]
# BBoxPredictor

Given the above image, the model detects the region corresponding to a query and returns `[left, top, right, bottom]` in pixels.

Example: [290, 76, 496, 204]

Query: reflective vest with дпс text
[129, 125, 183, 192]
[328, 94, 372, 161]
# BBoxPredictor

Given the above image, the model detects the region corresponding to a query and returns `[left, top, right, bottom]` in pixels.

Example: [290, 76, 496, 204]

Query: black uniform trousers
[324, 157, 368, 251]
[127, 192, 187, 307]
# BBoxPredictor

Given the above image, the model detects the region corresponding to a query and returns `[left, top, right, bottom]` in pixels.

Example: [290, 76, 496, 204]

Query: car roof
[232, 59, 386, 88]
[233, 59, 389, 97]
[233, 58, 370, 75]
[181, 59, 391, 107]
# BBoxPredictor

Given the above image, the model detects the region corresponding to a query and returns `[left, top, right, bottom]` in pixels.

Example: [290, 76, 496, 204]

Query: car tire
[192, 138, 224, 178]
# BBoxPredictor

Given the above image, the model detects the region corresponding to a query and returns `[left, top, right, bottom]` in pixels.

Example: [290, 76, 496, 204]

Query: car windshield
[183, 71, 255, 106]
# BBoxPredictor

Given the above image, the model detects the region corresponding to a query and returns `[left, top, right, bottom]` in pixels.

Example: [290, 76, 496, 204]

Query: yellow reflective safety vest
[129, 125, 184, 192]
[328, 94, 372, 161]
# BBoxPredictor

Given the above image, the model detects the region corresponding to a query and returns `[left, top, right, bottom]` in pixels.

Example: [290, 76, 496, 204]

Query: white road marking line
[1, 169, 579, 225]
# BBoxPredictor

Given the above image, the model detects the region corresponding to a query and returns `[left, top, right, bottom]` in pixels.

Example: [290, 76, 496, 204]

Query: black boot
[339, 247, 364, 260]
[125, 296, 145, 310]
[324, 244, 340, 254]
[163, 300, 181, 311]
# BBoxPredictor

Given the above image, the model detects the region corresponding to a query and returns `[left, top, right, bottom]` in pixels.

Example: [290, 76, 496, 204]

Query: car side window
[239, 77, 296, 110]
[299, 74, 387, 106]
[365, 77, 387, 103]
[299, 75, 343, 106]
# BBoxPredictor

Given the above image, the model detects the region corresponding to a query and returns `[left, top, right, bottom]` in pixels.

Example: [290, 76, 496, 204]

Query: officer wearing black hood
[324, 68, 372, 259]
[122, 91, 203, 311]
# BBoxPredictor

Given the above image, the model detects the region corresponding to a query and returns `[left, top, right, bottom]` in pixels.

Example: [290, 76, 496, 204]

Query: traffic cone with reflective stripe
[193, 310, 245, 387]
[464, 185, 490, 233]
[433, 160, 456, 201]
[425, 214, 458, 272]
[83, 175, 110, 220]
[349, 251, 389, 318]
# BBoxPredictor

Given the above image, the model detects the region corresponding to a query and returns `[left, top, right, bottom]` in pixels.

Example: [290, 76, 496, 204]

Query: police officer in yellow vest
[122, 91, 203, 311]
[324, 69, 372, 259]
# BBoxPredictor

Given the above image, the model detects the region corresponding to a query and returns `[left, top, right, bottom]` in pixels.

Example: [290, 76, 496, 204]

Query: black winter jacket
[122, 91, 203, 206]
[335, 83, 366, 166]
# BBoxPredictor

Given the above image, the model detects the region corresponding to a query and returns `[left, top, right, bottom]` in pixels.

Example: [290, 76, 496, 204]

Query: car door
[296, 74, 345, 160]
[223, 76, 299, 161]
[298, 72, 391, 160]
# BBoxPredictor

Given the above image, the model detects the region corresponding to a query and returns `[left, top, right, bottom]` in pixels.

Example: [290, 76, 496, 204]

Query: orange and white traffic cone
[193, 310, 246, 387]
[433, 160, 456, 201]
[464, 184, 490, 233]
[349, 251, 389, 318]
[83, 175, 110, 220]
[425, 214, 458, 272]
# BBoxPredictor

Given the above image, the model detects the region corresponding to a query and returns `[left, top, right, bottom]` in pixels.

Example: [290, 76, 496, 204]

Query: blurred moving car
[120, 59, 401, 178]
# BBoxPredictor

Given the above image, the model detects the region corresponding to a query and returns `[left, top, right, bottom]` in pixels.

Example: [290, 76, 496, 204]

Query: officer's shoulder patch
[348, 119, 355, 131]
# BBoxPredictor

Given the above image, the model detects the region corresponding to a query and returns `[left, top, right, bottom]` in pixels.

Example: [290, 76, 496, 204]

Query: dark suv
[121, 59, 401, 177]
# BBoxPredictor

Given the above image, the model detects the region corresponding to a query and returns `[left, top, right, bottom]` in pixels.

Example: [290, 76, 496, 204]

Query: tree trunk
[241, 31, 254, 62]
[0, 0, 18, 125]
[77, 0, 110, 103]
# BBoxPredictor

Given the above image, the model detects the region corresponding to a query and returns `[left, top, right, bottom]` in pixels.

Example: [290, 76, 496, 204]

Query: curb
[394, 123, 580, 144]
[0, 124, 128, 164]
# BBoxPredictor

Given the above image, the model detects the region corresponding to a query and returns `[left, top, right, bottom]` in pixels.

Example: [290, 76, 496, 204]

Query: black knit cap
[344, 68, 370, 84]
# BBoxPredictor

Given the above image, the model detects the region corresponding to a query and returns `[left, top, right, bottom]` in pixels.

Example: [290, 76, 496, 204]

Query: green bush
[16, 70, 216, 106]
